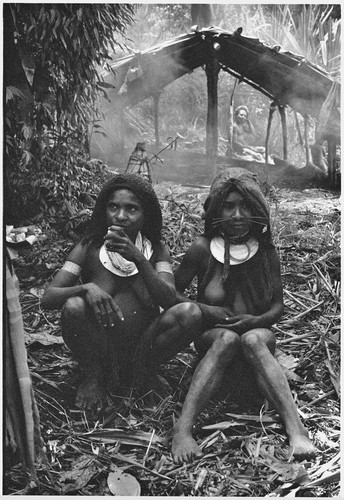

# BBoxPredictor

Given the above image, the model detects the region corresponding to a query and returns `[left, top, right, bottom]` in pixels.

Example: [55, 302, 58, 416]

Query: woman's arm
[41, 243, 124, 324]
[41, 243, 88, 310]
[135, 241, 176, 310]
[104, 226, 175, 310]
[174, 238, 208, 302]
[246, 118, 256, 138]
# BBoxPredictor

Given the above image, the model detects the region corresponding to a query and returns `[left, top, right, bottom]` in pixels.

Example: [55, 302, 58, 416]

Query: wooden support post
[205, 55, 220, 177]
[294, 111, 304, 147]
[327, 138, 337, 187]
[153, 93, 160, 148]
[265, 104, 276, 164]
[303, 115, 310, 164]
[227, 78, 238, 156]
[279, 105, 288, 160]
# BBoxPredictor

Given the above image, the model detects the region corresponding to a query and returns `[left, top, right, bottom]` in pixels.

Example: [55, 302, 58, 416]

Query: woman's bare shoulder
[153, 240, 171, 262]
[187, 235, 210, 255]
[178, 237, 209, 270]
[66, 241, 89, 263]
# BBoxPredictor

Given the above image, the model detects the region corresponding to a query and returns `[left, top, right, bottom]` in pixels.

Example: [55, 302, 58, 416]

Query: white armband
[155, 261, 173, 274]
[61, 261, 82, 276]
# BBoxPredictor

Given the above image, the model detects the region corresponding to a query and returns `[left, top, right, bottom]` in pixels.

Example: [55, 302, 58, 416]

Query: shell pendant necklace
[210, 231, 259, 266]
[228, 230, 251, 262]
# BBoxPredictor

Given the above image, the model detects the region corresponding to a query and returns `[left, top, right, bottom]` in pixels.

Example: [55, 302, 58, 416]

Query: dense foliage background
[4, 3, 135, 223]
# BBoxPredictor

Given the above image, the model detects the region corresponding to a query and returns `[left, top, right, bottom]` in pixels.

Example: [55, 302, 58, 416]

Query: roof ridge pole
[278, 105, 288, 161]
[205, 46, 220, 178]
[265, 103, 277, 165]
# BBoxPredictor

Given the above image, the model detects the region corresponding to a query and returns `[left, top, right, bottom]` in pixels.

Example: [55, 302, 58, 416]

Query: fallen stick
[278, 331, 317, 345]
[111, 451, 172, 481]
[284, 289, 307, 309]
[164, 450, 229, 477]
[283, 301, 324, 322]
[299, 389, 336, 410]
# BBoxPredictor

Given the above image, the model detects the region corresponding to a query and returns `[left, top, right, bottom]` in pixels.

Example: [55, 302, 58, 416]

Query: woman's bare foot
[76, 376, 105, 412]
[289, 434, 317, 460]
[172, 431, 203, 464]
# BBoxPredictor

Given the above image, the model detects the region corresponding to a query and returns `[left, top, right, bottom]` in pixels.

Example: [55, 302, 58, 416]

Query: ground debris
[5, 186, 340, 497]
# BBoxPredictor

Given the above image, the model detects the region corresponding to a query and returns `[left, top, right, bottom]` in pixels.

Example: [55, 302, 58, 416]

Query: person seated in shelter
[42, 173, 198, 411]
[233, 106, 266, 162]
[163, 168, 315, 464]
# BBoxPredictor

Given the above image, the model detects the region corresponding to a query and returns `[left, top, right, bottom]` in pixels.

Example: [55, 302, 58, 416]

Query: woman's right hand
[83, 283, 124, 327]
[197, 303, 232, 326]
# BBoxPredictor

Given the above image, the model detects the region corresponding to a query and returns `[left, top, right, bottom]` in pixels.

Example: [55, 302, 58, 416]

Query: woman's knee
[61, 297, 100, 347]
[162, 302, 202, 330]
[61, 296, 88, 324]
[241, 328, 276, 357]
[210, 329, 240, 362]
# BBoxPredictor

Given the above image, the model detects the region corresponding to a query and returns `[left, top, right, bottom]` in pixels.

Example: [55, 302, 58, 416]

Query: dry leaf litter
[5, 183, 340, 497]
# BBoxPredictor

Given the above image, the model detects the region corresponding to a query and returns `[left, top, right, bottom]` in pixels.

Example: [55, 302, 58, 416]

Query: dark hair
[203, 168, 272, 244]
[83, 173, 162, 245]
[234, 105, 249, 118]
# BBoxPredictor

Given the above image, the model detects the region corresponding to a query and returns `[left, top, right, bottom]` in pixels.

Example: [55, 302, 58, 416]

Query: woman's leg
[154, 302, 203, 357]
[241, 328, 316, 458]
[172, 328, 240, 464]
[61, 296, 110, 411]
[133, 302, 203, 390]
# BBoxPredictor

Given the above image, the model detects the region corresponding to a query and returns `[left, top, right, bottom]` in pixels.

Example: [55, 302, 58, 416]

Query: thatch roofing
[104, 27, 337, 119]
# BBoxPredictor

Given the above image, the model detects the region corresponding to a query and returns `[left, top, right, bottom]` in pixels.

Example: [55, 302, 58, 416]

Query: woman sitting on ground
[42, 173, 197, 411]
[169, 168, 316, 464]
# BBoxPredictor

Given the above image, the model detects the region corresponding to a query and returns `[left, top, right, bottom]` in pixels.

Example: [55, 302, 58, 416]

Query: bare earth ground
[5, 171, 341, 496]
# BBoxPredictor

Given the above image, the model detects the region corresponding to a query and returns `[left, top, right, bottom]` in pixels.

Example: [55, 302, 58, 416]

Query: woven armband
[61, 261, 82, 276]
[155, 261, 173, 274]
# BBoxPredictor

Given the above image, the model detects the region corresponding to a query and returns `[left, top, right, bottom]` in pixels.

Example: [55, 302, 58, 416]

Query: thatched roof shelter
[104, 27, 338, 120]
[98, 27, 339, 182]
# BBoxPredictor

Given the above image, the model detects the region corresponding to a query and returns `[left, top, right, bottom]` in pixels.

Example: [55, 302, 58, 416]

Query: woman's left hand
[216, 314, 256, 334]
[104, 226, 142, 262]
